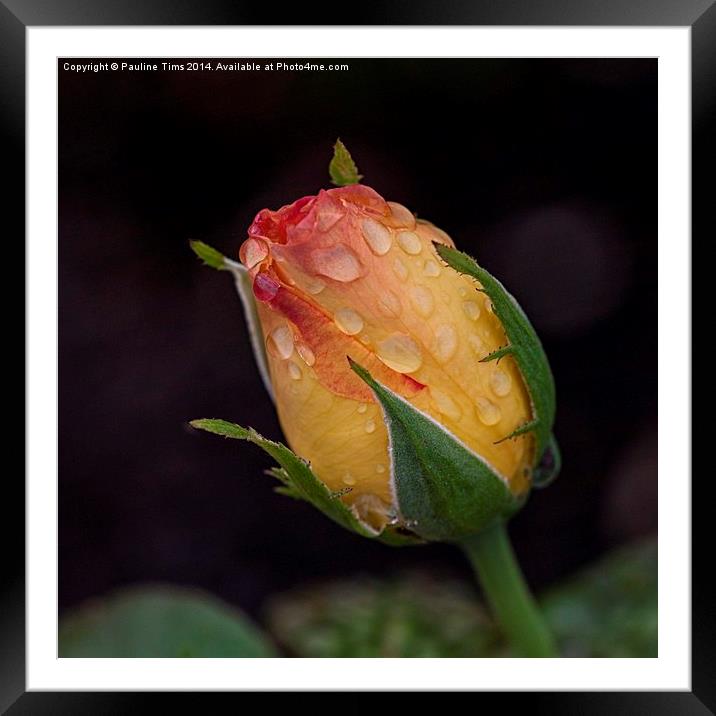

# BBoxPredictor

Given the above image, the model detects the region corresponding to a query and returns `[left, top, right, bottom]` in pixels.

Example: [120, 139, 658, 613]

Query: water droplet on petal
[484, 296, 494, 313]
[434, 324, 458, 363]
[387, 201, 416, 228]
[361, 218, 392, 256]
[462, 300, 481, 321]
[468, 334, 486, 358]
[376, 334, 423, 373]
[490, 368, 512, 397]
[459, 287, 468, 297]
[316, 208, 343, 232]
[378, 290, 402, 317]
[364, 419, 376, 434]
[304, 276, 326, 295]
[311, 244, 362, 282]
[253, 271, 280, 302]
[357, 403, 368, 414]
[240, 238, 268, 269]
[334, 307, 364, 335]
[409, 285, 435, 318]
[393, 258, 409, 281]
[431, 387, 462, 420]
[423, 259, 440, 277]
[475, 396, 502, 425]
[268, 325, 294, 359]
[295, 341, 316, 366]
[397, 231, 422, 255]
[287, 361, 302, 380]
[342, 473, 356, 486]
[375, 463, 386, 474]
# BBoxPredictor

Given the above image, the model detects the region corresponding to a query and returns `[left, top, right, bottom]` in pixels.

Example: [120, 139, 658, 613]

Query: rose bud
[191, 142, 558, 544]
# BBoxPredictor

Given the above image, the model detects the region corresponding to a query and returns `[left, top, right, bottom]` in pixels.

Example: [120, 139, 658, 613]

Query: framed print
[6, 0, 710, 710]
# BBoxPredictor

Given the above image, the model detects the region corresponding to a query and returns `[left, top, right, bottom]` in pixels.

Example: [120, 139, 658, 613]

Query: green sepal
[349, 360, 516, 542]
[190, 418, 421, 546]
[190, 240, 273, 402]
[434, 243, 558, 479]
[329, 139, 363, 186]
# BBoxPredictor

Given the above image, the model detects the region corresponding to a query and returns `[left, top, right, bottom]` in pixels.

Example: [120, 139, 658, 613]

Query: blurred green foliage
[59, 586, 276, 657]
[267, 572, 499, 657]
[542, 539, 657, 657]
[266, 539, 657, 658]
[58, 539, 655, 658]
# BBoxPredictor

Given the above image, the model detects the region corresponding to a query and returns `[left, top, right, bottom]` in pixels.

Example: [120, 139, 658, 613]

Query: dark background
[59, 58, 657, 618]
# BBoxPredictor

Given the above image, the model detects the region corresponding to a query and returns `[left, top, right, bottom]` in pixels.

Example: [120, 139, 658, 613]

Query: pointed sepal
[190, 241, 273, 402]
[349, 360, 516, 542]
[329, 139, 363, 186]
[434, 243, 557, 472]
[190, 419, 422, 546]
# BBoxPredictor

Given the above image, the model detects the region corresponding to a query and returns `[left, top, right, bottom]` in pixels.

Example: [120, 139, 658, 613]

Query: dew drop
[434, 324, 458, 363]
[490, 368, 512, 397]
[342, 473, 356, 486]
[361, 218, 392, 256]
[376, 334, 423, 373]
[459, 287, 468, 298]
[253, 271, 280, 302]
[304, 276, 326, 295]
[462, 300, 481, 321]
[364, 419, 376, 434]
[423, 259, 441, 277]
[431, 387, 462, 420]
[397, 231, 422, 255]
[316, 208, 343, 232]
[334, 307, 364, 335]
[357, 403, 368, 414]
[268, 325, 294, 359]
[393, 257, 409, 281]
[311, 244, 362, 282]
[387, 201, 416, 228]
[484, 296, 494, 313]
[240, 238, 268, 269]
[475, 396, 502, 425]
[295, 341, 316, 366]
[378, 290, 402, 317]
[375, 464, 386, 474]
[287, 361, 302, 380]
[468, 334, 486, 358]
[409, 285, 435, 318]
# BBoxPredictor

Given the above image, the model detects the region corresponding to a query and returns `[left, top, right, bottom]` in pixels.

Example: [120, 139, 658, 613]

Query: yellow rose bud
[239, 185, 535, 530]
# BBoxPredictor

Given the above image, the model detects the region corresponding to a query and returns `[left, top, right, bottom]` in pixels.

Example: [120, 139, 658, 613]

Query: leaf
[59, 586, 276, 657]
[349, 360, 514, 542]
[329, 139, 363, 186]
[190, 240, 273, 401]
[434, 243, 558, 474]
[190, 240, 228, 271]
[190, 418, 421, 546]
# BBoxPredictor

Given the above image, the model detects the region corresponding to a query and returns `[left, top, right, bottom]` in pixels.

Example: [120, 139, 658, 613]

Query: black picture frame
[5, 0, 710, 710]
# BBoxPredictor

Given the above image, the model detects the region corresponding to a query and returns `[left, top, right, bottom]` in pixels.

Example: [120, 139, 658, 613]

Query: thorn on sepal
[480, 345, 514, 364]
[494, 419, 539, 445]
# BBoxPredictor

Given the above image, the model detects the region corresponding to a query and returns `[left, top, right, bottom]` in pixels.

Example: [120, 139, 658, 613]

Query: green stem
[460, 521, 557, 657]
